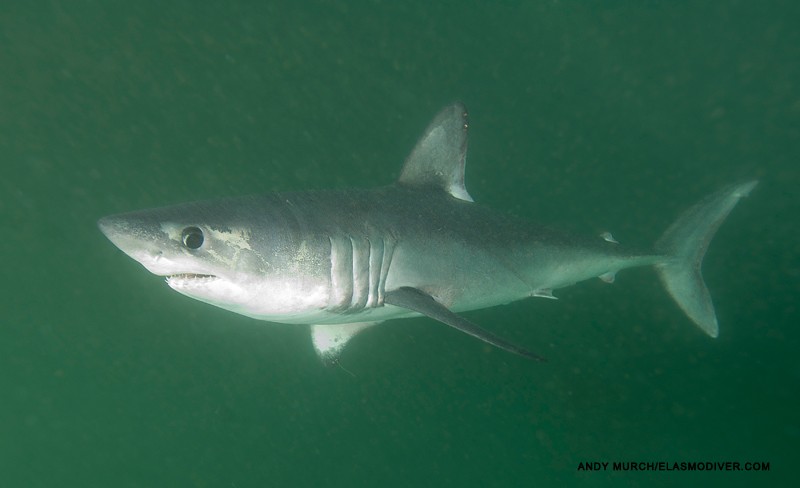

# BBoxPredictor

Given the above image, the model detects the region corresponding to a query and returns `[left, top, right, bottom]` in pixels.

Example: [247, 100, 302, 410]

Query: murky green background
[1, 1, 797, 487]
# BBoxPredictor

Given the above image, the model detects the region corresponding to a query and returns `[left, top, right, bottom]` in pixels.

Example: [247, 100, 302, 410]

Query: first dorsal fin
[398, 102, 473, 202]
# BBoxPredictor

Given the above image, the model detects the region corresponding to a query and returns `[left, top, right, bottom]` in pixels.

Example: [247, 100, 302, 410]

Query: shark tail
[655, 180, 758, 337]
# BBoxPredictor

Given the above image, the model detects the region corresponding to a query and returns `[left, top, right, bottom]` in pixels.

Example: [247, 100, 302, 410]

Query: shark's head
[98, 198, 331, 320]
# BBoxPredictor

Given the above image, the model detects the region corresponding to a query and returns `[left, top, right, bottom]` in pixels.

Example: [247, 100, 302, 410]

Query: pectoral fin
[310, 322, 381, 365]
[384, 287, 545, 362]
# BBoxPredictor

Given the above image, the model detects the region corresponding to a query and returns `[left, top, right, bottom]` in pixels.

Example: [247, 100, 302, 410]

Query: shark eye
[181, 226, 204, 250]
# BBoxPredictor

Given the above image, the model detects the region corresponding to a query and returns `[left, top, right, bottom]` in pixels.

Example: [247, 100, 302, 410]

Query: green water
[2, 1, 797, 487]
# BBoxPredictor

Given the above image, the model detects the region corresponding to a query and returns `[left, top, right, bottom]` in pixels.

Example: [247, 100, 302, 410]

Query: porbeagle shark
[99, 103, 756, 364]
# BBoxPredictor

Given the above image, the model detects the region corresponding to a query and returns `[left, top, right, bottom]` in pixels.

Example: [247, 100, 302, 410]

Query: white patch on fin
[599, 271, 616, 283]
[310, 322, 381, 364]
[531, 289, 557, 299]
[600, 232, 619, 244]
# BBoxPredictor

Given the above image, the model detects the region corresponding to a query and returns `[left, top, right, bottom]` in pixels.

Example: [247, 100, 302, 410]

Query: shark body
[99, 103, 756, 363]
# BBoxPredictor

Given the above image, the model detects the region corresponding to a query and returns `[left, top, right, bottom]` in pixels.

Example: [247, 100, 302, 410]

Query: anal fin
[384, 287, 545, 362]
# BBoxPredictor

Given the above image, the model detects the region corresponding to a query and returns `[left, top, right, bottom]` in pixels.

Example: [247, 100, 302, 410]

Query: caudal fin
[655, 181, 758, 337]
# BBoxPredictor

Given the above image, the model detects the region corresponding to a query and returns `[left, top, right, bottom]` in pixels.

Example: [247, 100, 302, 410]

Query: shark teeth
[165, 273, 218, 286]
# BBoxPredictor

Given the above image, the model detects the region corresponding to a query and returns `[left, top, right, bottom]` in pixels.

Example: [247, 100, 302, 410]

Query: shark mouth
[165, 273, 219, 287]
[168, 273, 216, 279]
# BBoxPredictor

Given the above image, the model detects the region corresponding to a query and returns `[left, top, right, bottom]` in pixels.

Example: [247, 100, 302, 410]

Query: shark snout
[97, 214, 151, 258]
[98, 214, 210, 278]
[97, 215, 119, 239]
